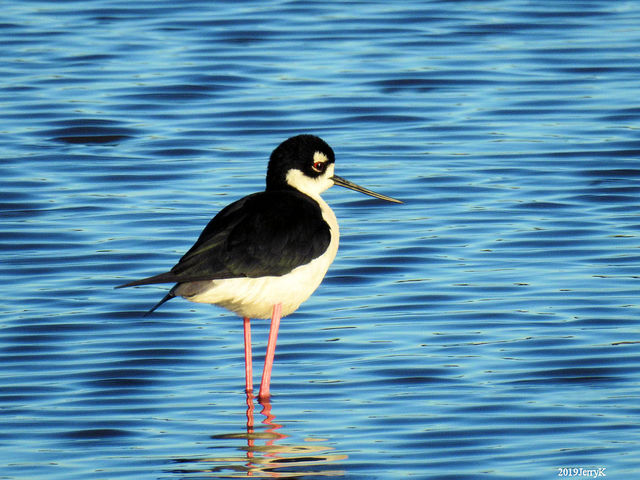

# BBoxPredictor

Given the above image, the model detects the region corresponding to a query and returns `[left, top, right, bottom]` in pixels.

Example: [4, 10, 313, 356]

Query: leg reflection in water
[244, 391, 287, 460]
[170, 392, 347, 478]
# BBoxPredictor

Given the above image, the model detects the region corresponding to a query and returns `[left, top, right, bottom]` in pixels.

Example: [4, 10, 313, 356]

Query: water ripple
[2, 0, 640, 479]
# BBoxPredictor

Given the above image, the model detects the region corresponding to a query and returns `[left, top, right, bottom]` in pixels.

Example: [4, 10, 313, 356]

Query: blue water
[2, 1, 640, 478]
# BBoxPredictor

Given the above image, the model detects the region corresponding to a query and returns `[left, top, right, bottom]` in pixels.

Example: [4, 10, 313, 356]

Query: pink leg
[243, 317, 253, 394]
[259, 303, 282, 400]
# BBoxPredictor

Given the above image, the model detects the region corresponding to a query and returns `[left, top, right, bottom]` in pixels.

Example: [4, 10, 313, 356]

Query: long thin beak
[331, 175, 403, 204]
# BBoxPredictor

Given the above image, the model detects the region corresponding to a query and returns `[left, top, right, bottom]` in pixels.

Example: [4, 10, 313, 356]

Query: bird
[116, 134, 402, 400]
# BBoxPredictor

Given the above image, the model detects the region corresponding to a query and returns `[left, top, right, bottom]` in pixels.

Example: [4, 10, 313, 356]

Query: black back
[169, 189, 331, 282]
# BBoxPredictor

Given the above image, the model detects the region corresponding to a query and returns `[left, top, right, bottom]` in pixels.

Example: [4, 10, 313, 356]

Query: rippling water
[2, 1, 640, 479]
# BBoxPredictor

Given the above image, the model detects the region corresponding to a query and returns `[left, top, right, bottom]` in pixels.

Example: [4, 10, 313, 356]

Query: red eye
[312, 161, 326, 173]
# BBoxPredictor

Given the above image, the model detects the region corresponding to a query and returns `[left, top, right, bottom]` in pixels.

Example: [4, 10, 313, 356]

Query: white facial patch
[285, 163, 335, 199]
[313, 151, 329, 164]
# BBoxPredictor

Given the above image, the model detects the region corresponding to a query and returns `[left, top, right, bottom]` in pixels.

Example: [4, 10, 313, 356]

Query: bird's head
[267, 134, 336, 198]
[267, 134, 402, 203]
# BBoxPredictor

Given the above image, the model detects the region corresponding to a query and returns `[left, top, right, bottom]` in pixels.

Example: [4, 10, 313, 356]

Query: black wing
[118, 190, 332, 288]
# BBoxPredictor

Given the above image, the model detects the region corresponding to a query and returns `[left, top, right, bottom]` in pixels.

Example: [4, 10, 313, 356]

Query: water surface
[2, 1, 640, 479]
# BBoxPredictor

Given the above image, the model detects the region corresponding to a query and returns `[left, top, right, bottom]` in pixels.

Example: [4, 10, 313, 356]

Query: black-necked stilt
[117, 134, 402, 400]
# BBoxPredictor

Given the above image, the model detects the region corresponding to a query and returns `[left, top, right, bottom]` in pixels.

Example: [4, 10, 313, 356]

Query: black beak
[331, 175, 403, 204]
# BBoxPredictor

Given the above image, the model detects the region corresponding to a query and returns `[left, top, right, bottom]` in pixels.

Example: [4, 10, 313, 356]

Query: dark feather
[116, 189, 332, 289]
[172, 190, 331, 281]
[144, 290, 176, 316]
[115, 271, 179, 288]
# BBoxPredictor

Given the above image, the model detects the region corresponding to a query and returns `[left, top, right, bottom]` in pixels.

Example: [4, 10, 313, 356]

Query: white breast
[175, 196, 340, 319]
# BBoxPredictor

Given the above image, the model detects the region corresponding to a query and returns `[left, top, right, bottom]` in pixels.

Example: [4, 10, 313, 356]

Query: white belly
[175, 197, 339, 319]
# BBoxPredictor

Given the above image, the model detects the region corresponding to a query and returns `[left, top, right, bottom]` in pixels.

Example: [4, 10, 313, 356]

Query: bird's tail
[115, 271, 178, 289]
[115, 272, 179, 315]
[144, 290, 176, 316]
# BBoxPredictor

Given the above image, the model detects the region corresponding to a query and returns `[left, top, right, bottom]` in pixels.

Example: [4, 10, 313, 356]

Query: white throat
[285, 163, 335, 201]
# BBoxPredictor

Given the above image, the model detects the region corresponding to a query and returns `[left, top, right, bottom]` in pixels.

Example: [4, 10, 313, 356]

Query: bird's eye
[312, 161, 326, 173]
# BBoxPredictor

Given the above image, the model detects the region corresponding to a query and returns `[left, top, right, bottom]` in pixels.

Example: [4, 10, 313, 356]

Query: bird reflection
[243, 391, 288, 460]
[170, 392, 347, 478]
